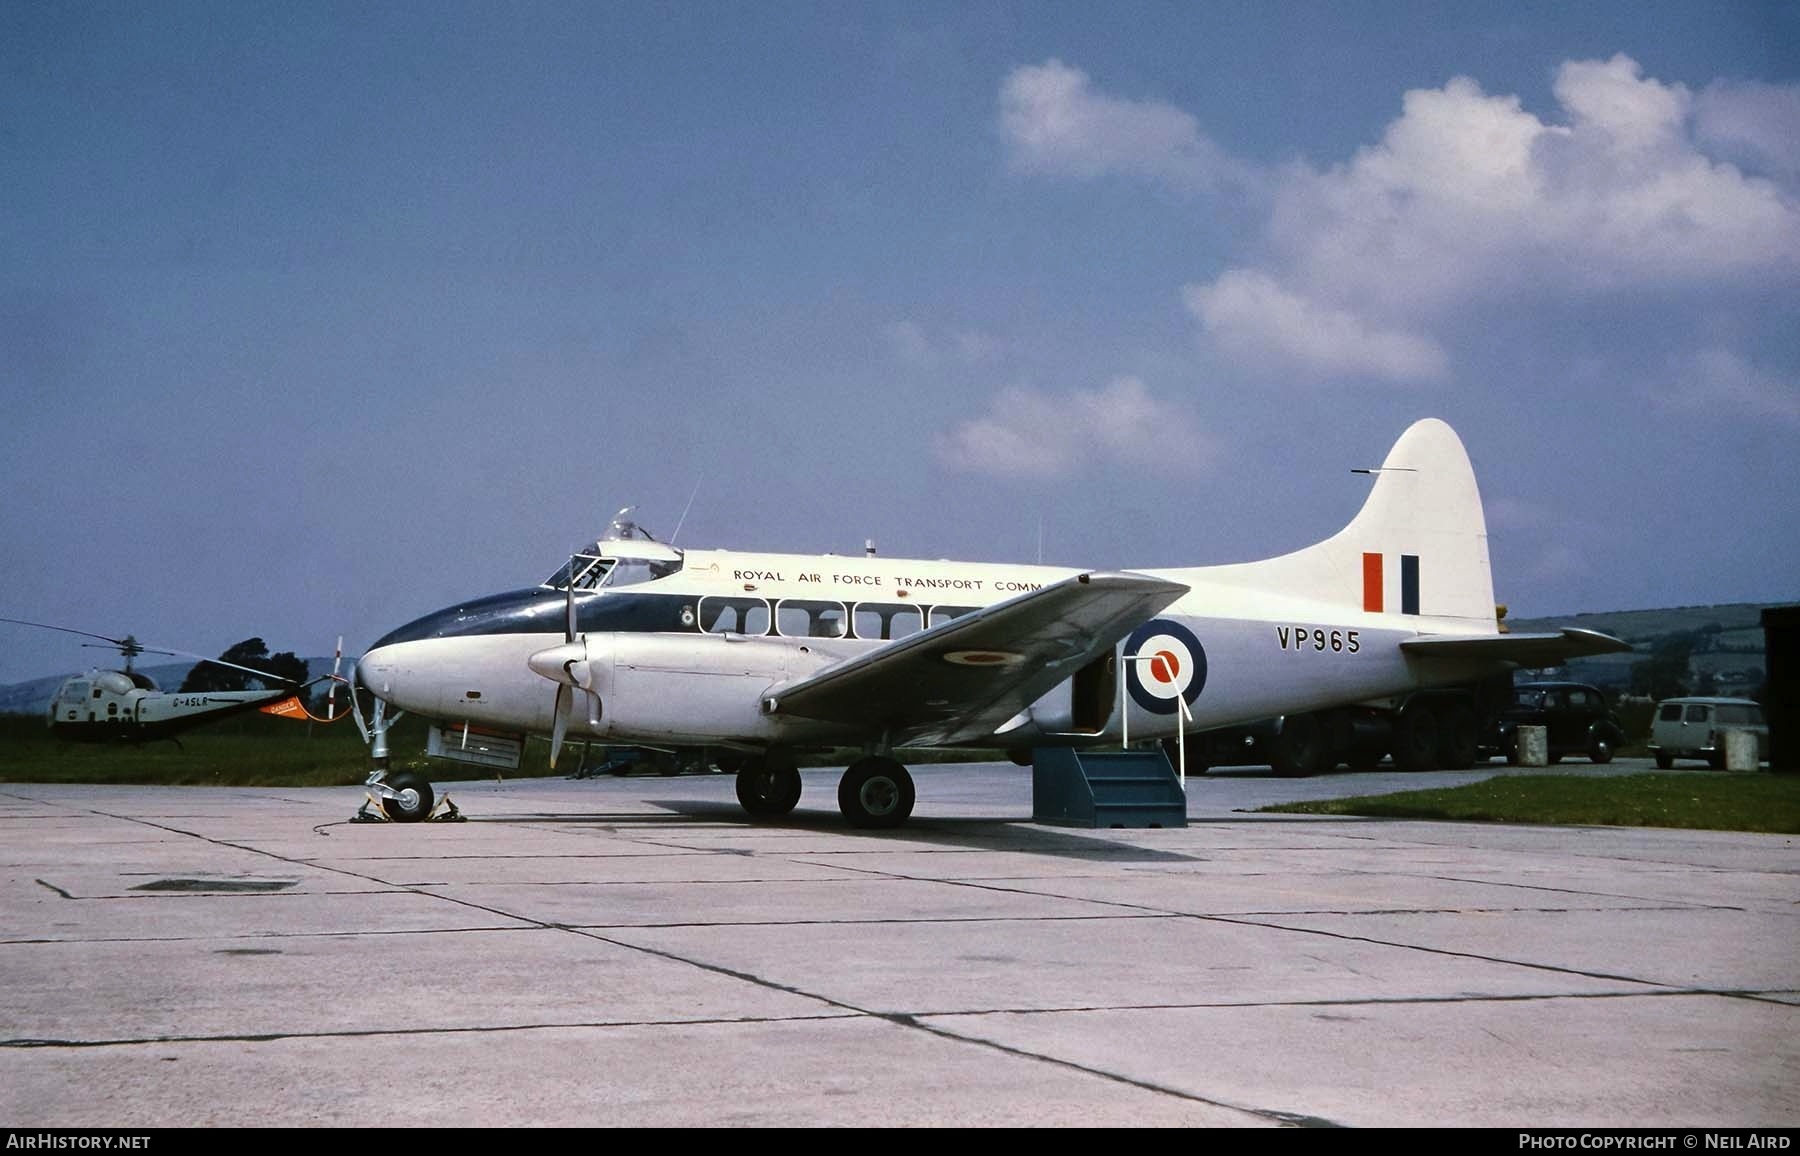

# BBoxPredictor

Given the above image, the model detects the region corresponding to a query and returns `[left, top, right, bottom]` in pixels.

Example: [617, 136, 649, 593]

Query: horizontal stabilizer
[1400, 627, 1631, 666]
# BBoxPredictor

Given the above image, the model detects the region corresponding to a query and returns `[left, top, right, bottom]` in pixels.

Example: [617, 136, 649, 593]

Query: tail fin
[1191, 419, 1497, 624]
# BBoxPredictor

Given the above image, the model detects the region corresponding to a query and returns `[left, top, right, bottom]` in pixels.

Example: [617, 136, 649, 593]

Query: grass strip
[1260, 772, 1800, 834]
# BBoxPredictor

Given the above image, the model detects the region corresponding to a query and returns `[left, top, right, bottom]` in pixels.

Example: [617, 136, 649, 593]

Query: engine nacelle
[575, 632, 827, 743]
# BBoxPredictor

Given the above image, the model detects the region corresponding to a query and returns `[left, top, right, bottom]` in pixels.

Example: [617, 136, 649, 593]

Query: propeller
[535, 558, 609, 769]
[550, 577, 576, 767]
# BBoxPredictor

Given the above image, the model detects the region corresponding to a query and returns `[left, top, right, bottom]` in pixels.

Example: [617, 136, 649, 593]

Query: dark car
[1491, 681, 1624, 765]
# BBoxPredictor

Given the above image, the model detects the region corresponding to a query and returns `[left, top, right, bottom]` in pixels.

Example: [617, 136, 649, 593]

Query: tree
[1629, 631, 1696, 701]
[179, 638, 307, 692]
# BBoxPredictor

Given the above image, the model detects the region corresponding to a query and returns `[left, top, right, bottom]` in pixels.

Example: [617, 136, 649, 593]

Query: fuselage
[355, 543, 1503, 753]
[45, 668, 293, 742]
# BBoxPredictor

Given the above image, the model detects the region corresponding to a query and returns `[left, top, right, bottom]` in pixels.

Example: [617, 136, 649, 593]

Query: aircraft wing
[763, 571, 1189, 746]
[1400, 627, 1631, 666]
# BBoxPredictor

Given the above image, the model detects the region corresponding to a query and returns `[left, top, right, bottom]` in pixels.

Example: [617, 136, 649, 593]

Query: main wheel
[1437, 703, 1479, 770]
[1269, 714, 1327, 777]
[381, 771, 435, 823]
[1393, 705, 1439, 772]
[837, 756, 915, 829]
[736, 755, 802, 818]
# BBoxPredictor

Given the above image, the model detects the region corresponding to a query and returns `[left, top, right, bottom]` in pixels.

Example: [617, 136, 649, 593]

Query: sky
[2, 1, 1797, 684]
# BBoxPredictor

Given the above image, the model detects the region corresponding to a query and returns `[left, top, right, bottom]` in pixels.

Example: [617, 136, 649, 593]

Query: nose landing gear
[348, 672, 461, 823]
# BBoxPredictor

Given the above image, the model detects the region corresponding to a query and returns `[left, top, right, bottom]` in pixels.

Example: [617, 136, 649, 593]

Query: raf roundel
[1124, 619, 1207, 715]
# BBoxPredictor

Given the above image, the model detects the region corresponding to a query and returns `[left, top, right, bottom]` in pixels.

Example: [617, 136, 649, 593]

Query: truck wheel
[1393, 705, 1439, 772]
[1654, 750, 1673, 770]
[1269, 714, 1327, 777]
[1588, 737, 1614, 765]
[1437, 703, 1478, 770]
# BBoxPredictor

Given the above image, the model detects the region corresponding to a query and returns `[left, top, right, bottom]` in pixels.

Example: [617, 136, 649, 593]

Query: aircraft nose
[356, 647, 396, 696]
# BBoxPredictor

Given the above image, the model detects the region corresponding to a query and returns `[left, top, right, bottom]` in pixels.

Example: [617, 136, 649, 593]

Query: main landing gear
[733, 752, 917, 829]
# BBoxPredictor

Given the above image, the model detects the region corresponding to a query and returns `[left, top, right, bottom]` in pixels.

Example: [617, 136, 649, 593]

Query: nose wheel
[377, 771, 434, 821]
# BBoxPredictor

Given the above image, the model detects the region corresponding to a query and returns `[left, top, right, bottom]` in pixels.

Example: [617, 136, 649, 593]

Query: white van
[1649, 697, 1769, 769]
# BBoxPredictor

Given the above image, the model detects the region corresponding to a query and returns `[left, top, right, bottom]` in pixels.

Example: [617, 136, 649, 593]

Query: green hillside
[1504, 601, 1786, 695]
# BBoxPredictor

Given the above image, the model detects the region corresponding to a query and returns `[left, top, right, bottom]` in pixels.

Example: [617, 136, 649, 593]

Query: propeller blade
[565, 563, 577, 643]
[550, 684, 572, 768]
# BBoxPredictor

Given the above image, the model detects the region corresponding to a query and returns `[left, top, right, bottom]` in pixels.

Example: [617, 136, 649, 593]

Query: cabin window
[1716, 704, 1763, 725]
[1684, 705, 1711, 724]
[853, 602, 923, 641]
[1658, 704, 1682, 722]
[107, 702, 118, 715]
[698, 596, 770, 636]
[92, 687, 102, 699]
[776, 600, 847, 639]
[928, 605, 979, 629]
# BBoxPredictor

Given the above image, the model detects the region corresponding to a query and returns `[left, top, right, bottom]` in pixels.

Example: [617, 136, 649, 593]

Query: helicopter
[0, 618, 346, 743]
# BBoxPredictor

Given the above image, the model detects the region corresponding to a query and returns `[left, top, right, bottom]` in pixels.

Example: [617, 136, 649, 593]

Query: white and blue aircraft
[352, 419, 1627, 827]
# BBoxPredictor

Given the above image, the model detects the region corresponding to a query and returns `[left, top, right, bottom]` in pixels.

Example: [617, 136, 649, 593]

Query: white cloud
[1001, 56, 1800, 398]
[1182, 270, 1448, 383]
[1695, 79, 1800, 179]
[936, 377, 1215, 480]
[1653, 348, 1800, 424]
[1156, 55, 1800, 381]
[884, 319, 1009, 368]
[1265, 55, 1800, 316]
[998, 59, 1255, 195]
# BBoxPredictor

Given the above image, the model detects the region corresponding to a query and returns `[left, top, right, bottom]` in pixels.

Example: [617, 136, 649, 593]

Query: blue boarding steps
[1031, 747, 1188, 828]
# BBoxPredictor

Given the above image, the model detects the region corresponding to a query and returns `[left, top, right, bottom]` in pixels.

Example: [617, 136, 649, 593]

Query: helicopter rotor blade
[0, 618, 138, 650]
[129, 645, 308, 687]
[1, 617, 309, 687]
